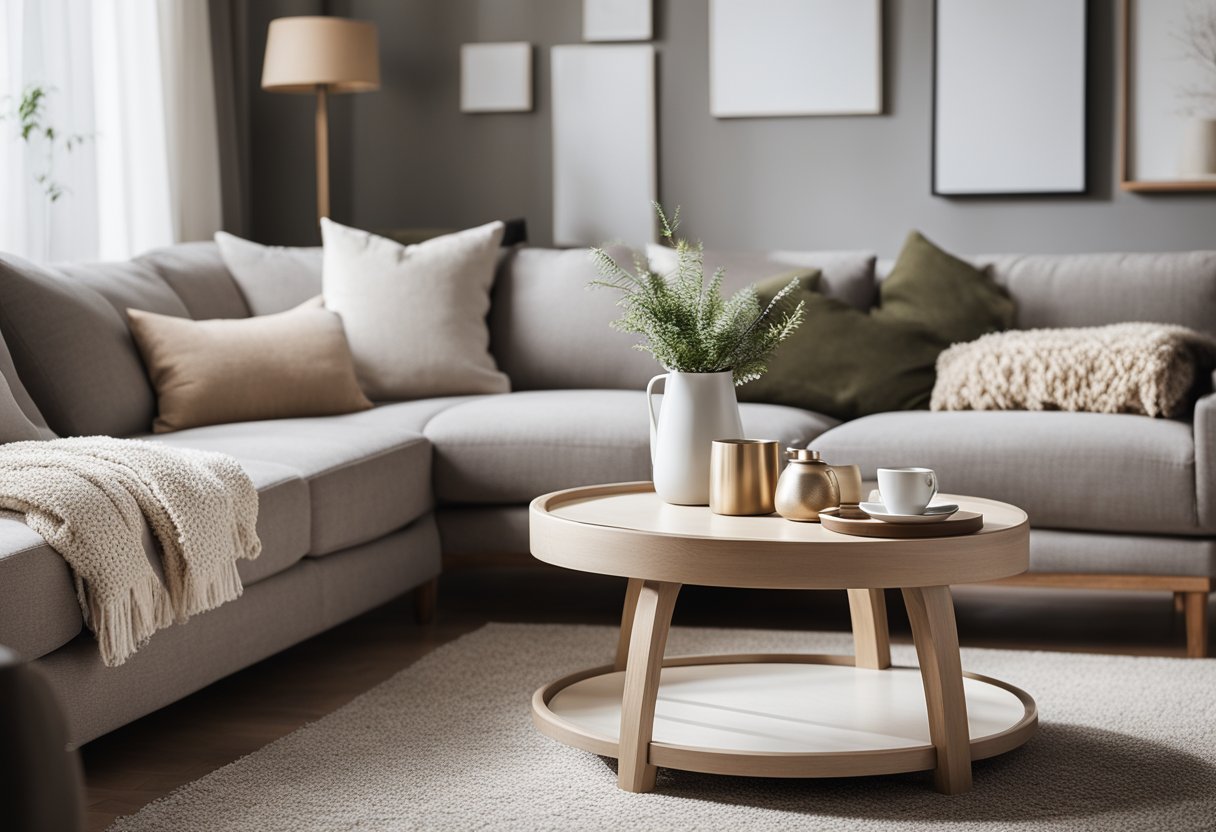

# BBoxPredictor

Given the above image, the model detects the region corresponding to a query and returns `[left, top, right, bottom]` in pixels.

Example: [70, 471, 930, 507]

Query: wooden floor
[81, 565, 1211, 830]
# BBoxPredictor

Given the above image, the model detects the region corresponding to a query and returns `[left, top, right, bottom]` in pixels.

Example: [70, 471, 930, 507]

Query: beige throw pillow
[128, 300, 373, 433]
[932, 323, 1216, 418]
[320, 218, 509, 399]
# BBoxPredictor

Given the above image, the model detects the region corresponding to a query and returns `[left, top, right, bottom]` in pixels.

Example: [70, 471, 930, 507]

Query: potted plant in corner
[590, 204, 805, 506]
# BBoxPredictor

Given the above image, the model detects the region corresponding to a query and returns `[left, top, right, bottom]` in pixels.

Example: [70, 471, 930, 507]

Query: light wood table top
[530, 481, 1029, 590]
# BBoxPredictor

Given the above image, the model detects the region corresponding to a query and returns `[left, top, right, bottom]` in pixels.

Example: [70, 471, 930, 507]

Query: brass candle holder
[829, 463, 867, 519]
[709, 439, 780, 516]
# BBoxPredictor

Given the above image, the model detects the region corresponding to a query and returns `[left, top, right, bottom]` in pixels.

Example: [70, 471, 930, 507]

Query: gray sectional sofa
[0, 239, 1213, 748]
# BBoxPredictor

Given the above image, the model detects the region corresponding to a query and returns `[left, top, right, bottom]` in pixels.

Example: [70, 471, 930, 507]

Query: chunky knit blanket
[0, 437, 260, 666]
[932, 323, 1216, 418]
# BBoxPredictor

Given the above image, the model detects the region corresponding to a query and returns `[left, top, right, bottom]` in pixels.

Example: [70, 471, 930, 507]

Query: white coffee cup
[877, 467, 938, 515]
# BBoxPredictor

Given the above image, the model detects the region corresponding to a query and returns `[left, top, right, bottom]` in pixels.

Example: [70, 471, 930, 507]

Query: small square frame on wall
[932, 0, 1088, 196]
[460, 43, 533, 113]
[1120, 0, 1216, 192]
[584, 0, 652, 42]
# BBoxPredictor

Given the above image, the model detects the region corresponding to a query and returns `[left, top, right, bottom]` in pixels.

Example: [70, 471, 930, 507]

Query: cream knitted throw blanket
[0, 437, 260, 666]
[932, 323, 1216, 418]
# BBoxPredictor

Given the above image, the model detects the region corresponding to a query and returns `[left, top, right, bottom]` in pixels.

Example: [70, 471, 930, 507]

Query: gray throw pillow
[0, 333, 54, 442]
[0, 254, 172, 437]
[214, 232, 323, 316]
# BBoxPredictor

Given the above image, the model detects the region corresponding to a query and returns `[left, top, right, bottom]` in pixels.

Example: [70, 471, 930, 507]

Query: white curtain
[0, 0, 222, 263]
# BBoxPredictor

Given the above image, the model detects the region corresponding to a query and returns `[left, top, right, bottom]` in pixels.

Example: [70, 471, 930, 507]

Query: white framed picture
[933, 0, 1087, 195]
[1122, 0, 1216, 191]
[709, 0, 882, 118]
[584, 0, 652, 42]
[551, 45, 657, 245]
[460, 43, 532, 113]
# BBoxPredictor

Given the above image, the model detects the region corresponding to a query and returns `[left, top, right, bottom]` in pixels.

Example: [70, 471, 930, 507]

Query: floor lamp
[261, 17, 380, 225]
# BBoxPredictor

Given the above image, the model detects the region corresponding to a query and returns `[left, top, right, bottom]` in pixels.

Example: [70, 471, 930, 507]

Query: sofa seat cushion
[145, 399, 474, 554]
[425, 390, 838, 504]
[812, 410, 1198, 535]
[227, 460, 311, 585]
[0, 457, 308, 661]
[0, 517, 81, 660]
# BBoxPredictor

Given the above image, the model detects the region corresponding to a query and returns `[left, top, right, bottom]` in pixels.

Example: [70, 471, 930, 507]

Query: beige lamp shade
[261, 17, 380, 93]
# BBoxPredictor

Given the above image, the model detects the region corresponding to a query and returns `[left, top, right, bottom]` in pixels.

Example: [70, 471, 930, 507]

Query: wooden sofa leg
[1183, 592, 1210, 658]
[414, 578, 438, 626]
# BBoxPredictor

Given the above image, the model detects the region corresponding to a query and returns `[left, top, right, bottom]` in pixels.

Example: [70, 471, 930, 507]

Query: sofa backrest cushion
[879, 250, 1216, 339]
[491, 245, 879, 392]
[647, 244, 878, 311]
[0, 254, 180, 437]
[0, 334, 55, 442]
[977, 252, 1216, 338]
[490, 245, 663, 390]
[136, 242, 252, 320]
[214, 233, 323, 316]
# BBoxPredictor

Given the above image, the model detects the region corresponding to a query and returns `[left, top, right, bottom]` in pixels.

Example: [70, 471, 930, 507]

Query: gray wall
[248, 0, 1216, 256]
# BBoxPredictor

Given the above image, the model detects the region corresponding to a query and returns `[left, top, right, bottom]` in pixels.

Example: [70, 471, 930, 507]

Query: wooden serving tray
[819, 507, 984, 539]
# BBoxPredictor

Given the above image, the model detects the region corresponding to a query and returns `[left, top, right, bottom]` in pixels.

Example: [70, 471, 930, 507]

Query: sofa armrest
[1195, 372, 1216, 530]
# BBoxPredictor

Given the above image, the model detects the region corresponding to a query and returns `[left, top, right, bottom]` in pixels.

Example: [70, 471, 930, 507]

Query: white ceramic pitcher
[646, 370, 744, 505]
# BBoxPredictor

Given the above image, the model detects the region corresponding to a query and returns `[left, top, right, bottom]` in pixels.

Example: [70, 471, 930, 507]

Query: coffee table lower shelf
[532, 654, 1037, 780]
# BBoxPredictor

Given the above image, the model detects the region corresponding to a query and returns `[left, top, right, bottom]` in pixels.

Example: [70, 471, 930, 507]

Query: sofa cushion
[880, 231, 1014, 343]
[491, 246, 877, 393]
[128, 300, 372, 432]
[980, 251, 1216, 339]
[812, 410, 1199, 535]
[136, 241, 252, 320]
[0, 331, 53, 442]
[489, 245, 657, 391]
[425, 390, 838, 504]
[321, 219, 509, 400]
[0, 517, 81, 660]
[647, 244, 877, 311]
[145, 400, 473, 554]
[214, 233, 323, 316]
[0, 457, 308, 661]
[0, 254, 174, 437]
[225, 459, 311, 585]
[739, 273, 948, 421]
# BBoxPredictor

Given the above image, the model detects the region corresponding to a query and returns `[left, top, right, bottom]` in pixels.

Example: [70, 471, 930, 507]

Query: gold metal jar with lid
[774, 448, 840, 522]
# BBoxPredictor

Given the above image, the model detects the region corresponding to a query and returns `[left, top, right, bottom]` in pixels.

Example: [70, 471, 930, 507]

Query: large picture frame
[1120, 0, 1216, 192]
[709, 0, 882, 118]
[551, 45, 657, 245]
[932, 0, 1087, 196]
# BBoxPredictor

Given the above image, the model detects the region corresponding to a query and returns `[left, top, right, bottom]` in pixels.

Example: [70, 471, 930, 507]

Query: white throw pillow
[214, 231, 323, 316]
[321, 218, 509, 399]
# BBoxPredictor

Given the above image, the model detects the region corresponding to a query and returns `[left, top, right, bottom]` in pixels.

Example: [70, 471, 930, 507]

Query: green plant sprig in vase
[588, 203, 805, 506]
[589, 204, 805, 385]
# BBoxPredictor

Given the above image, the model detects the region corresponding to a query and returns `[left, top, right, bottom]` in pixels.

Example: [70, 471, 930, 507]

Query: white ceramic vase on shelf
[1179, 118, 1216, 179]
[646, 370, 744, 506]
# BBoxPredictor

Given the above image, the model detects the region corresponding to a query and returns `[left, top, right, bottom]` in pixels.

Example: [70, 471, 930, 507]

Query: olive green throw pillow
[739, 232, 1015, 421]
[880, 230, 1015, 342]
[740, 274, 945, 420]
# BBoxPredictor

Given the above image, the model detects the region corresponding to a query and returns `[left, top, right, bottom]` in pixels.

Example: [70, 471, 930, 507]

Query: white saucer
[858, 502, 960, 524]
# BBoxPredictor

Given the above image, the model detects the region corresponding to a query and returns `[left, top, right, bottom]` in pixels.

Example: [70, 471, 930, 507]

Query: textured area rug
[109, 624, 1216, 831]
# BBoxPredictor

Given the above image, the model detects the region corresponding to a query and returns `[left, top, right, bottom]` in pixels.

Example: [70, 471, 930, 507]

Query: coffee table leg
[614, 578, 644, 670]
[847, 588, 891, 670]
[618, 579, 681, 793]
[902, 585, 972, 795]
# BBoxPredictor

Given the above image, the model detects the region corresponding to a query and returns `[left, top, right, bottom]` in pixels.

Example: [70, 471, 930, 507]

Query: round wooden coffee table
[528, 482, 1035, 795]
